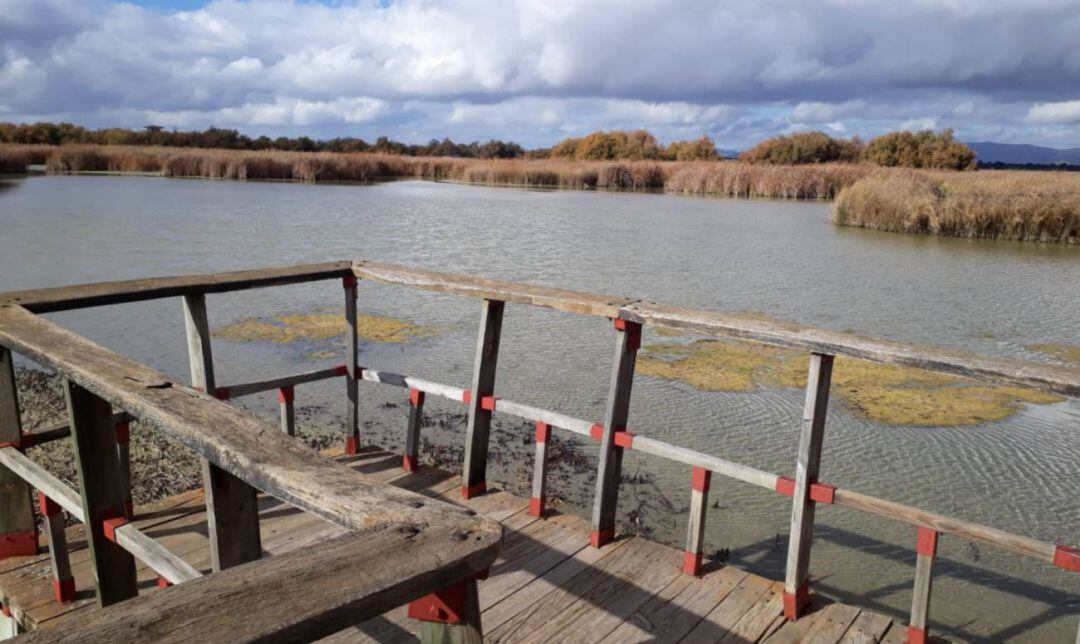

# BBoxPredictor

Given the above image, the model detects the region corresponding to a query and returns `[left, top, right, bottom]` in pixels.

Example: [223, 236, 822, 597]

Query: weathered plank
[111, 523, 202, 584]
[800, 603, 862, 642]
[21, 524, 499, 644]
[718, 581, 784, 643]
[0, 261, 353, 313]
[461, 299, 504, 499]
[344, 275, 360, 453]
[0, 347, 36, 559]
[838, 610, 895, 643]
[65, 380, 137, 607]
[0, 448, 83, 519]
[217, 365, 344, 400]
[591, 319, 640, 547]
[528, 422, 550, 517]
[39, 493, 75, 604]
[183, 293, 262, 571]
[279, 387, 296, 437]
[909, 528, 938, 643]
[683, 467, 711, 576]
[784, 353, 833, 619]
[403, 389, 425, 472]
[682, 573, 774, 641]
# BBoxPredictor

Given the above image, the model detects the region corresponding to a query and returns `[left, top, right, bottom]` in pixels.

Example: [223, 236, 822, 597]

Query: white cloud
[1026, 100, 1080, 124]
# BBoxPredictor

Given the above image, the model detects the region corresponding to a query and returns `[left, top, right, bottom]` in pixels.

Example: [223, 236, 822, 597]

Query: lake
[1, 175, 1078, 641]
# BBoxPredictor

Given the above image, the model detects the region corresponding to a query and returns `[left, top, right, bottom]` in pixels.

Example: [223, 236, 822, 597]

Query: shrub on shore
[862, 129, 976, 170]
[832, 170, 1080, 243]
[740, 131, 863, 165]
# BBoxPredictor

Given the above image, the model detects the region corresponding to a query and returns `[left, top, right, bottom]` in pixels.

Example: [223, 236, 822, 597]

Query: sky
[2, 0, 1080, 149]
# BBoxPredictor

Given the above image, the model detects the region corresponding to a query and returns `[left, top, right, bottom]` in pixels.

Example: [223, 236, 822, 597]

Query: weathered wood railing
[1, 260, 1078, 642]
[0, 264, 500, 642]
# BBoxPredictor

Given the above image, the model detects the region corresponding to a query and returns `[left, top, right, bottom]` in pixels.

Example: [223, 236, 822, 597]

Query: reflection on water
[1, 176, 1077, 642]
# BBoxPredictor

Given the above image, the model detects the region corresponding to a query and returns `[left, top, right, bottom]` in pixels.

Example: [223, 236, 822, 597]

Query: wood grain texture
[591, 322, 638, 542]
[462, 300, 504, 493]
[0, 348, 35, 543]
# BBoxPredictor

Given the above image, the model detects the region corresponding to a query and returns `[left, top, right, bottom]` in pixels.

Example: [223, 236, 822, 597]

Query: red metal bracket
[782, 580, 810, 621]
[480, 395, 499, 411]
[590, 423, 635, 449]
[590, 528, 615, 548]
[406, 571, 487, 624]
[114, 421, 130, 445]
[38, 492, 62, 518]
[278, 386, 295, 404]
[409, 388, 425, 407]
[53, 577, 76, 603]
[908, 625, 929, 644]
[774, 476, 836, 504]
[462, 389, 472, 404]
[1054, 545, 1080, 572]
[344, 436, 360, 455]
[335, 364, 350, 377]
[102, 517, 129, 543]
[403, 455, 419, 472]
[613, 318, 642, 352]
[682, 551, 703, 576]
[157, 576, 173, 589]
[691, 467, 711, 493]
[0, 530, 38, 558]
[342, 274, 357, 288]
[461, 481, 487, 500]
[916, 527, 939, 558]
[535, 421, 551, 444]
[529, 497, 545, 518]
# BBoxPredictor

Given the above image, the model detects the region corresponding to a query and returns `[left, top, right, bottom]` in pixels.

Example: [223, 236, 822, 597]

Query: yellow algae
[1027, 343, 1080, 365]
[639, 339, 1064, 426]
[216, 311, 433, 344]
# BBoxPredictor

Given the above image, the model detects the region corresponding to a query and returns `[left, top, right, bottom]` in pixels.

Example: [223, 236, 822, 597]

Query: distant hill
[966, 141, 1080, 165]
[718, 149, 742, 159]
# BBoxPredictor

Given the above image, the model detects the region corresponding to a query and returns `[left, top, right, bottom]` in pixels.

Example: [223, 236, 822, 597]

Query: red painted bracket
[157, 576, 173, 589]
[53, 577, 76, 603]
[535, 421, 552, 444]
[344, 436, 360, 455]
[480, 395, 499, 411]
[0, 432, 32, 449]
[908, 625, 929, 644]
[783, 580, 810, 621]
[335, 364, 350, 377]
[461, 481, 487, 500]
[461, 389, 472, 404]
[917, 527, 939, 558]
[102, 517, 129, 544]
[774, 476, 836, 504]
[613, 318, 642, 352]
[213, 387, 231, 401]
[0, 530, 38, 558]
[114, 421, 130, 445]
[589, 423, 636, 449]
[342, 274, 357, 288]
[38, 492, 62, 518]
[691, 467, 711, 493]
[590, 528, 615, 549]
[406, 570, 488, 624]
[403, 455, 419, 472]
[529, 497, 545, 518]
[1054, 545, 1080, 572]
[682, 550, 704, 576]
[409, 388, 425, 407]
[278, 386, 295, 404]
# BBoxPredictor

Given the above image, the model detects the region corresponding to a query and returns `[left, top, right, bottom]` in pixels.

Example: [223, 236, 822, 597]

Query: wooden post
[908, 527, 938, 644]
[529, 422, 552, 517]
[590, 318, 641, 548]
[278, 386, 295, 437]
[65, 380, 137, 606]
[683, 466, 711, 575]
[0, 347, 37, 560]
[461, 299, 504, 500]
[411, 578, 483, 644]
[344, 275, 360, 454]
[403, 389, 425, 472]
[39, 493, 75, 602]
[115, 420, 133, 518]
[183, 293, 262, 571]
[783, 352, 834, 620]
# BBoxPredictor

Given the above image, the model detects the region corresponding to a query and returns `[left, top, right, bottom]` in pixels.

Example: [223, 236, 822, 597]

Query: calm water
[1, 175, 1078, 641]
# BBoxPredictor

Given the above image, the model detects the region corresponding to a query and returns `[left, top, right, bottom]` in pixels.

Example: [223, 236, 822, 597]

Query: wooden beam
[682, 467, 711, 576]
[0, 305, 495, 535]
[783, 353, 834, 620]
[590, 319, 641, 548]
[0, 447, 83, 518]
[217, 365, 344, 400]
[344, 275, 360, 454]
[38, 492, 75, 603]
[65, 380, 138, 607]
[182, 293, 262, 571]
[403, 389, 425, 472]
[22, 412, 130, 447]
[0, 347, 36, 559]
[112, 522, 202, 584]
[20, 524, 499, 644]
[461, 299, 504, 499]
[908, 527, 938, 644]
[0, 261, 353, 313]
[528, 422, 551, 517]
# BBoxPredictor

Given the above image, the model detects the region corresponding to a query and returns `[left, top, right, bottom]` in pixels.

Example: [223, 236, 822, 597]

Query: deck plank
[839, 610, 896, 643]
[681, 572, 775, 641]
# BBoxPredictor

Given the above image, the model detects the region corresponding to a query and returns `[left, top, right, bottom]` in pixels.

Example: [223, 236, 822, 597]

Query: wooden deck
[0, 446, 906, 643]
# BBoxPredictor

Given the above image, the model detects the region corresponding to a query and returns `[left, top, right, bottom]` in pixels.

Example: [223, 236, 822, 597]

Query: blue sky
[2, 0, 1080, 148]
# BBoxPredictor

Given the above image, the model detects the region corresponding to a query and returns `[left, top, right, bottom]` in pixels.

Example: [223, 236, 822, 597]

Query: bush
[740, 131, 862, 165]
[665, 136, 718, 161]
[862, 129, 976, 170]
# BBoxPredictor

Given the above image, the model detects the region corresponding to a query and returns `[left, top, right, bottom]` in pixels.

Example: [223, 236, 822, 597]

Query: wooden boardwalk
[0, 445, 906, 643]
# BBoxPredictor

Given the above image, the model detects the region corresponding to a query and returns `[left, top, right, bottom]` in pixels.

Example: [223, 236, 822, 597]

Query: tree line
[739, 129, 976, 170]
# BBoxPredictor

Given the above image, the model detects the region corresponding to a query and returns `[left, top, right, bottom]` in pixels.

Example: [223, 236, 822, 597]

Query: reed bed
[665, 161, 870, 199]
[832, 170, 1080, 244]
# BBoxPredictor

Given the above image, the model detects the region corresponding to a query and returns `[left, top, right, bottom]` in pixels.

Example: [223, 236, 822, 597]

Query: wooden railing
[1, 260, 1078, 642]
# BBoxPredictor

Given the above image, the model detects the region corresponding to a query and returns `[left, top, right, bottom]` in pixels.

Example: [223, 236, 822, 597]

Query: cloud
[1, 0, 1079, 146]
[1026, 100, 1080, 124]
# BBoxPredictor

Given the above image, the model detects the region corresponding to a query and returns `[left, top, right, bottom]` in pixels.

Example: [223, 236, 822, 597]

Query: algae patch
[638, 339, 1062, 426]
[216, 311, 434, 345]
[1027, 343, 1080, 365]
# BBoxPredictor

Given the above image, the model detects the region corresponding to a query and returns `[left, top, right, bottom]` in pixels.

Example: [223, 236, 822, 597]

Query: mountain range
[966, 141, 1080, 166]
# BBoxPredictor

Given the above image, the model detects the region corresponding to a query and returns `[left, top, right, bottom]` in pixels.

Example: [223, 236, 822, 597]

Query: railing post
[65, 380, 137, 606]
[409, 577, 483, 643]
[0, 347, 37, 560]
[529, 421, 552, 517]
[908, 527, 938, 644]
[783, 352, 834, 620]
[683, 466, 711, 576]
[403, 388, 425, 472]
[183, 293, 262, 571]
[39, 493, 75, 602]
[590, 317, 641, 548]
[461, 299, 504, 500]
[278, 386, 295, 437]
[343, 274, 360, 454]
[116, 420, 133, 518]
